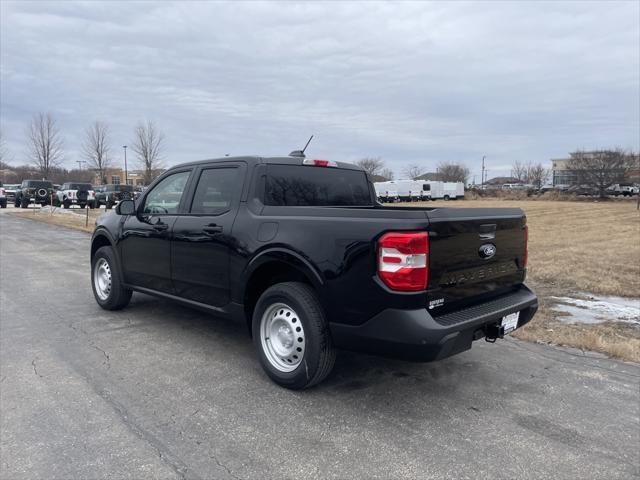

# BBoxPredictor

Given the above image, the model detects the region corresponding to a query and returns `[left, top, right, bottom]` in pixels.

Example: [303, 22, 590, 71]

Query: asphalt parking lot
[1, 211, 639, 479]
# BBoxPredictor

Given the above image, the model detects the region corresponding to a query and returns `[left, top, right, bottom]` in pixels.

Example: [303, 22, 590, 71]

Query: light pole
[481, 155, 486, 189]
[123, 145, 128, 185]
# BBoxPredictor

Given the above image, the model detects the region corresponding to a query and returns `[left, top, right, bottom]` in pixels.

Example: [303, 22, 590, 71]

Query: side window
[190, 168, 239, 215]
[142, 171, 190, 215]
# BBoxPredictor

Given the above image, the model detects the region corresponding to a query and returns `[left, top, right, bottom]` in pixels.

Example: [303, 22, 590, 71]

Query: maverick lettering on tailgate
[439, 262, 518, 287]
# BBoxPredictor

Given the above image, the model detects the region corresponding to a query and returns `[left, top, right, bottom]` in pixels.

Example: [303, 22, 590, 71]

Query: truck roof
[169, 156, 365, 172]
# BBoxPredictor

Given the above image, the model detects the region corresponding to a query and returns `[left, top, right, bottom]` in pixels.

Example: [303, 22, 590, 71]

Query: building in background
[551, 158, 577, 187]
[551, 151, 639, 187]
[93, 169, 147, 186]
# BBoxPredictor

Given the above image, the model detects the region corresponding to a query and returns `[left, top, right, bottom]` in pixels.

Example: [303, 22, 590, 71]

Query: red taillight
[523, 224, 529, 268]
[378, 232, 429, 291]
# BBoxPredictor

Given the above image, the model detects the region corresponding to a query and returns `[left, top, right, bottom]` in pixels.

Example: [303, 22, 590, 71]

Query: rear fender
[236, 247, 324, 304]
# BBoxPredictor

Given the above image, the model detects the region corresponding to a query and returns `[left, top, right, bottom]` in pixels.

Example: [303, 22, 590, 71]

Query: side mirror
[116, 199, 136, 215]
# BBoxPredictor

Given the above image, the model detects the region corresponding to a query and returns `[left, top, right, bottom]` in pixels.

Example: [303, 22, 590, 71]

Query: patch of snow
[550, 294, 640, 325]
[38, 206, 78, 216]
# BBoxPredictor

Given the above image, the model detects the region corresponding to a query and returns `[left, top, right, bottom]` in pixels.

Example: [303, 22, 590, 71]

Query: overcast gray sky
[1, 1, 638, 181]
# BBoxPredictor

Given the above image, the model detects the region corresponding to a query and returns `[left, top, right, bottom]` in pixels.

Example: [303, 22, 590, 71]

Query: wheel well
[244, 261, 314, 333]
[91, 234, 112, 259]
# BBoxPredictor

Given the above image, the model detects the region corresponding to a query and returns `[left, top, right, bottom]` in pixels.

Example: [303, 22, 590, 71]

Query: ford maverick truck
[90, 155, 537, 389]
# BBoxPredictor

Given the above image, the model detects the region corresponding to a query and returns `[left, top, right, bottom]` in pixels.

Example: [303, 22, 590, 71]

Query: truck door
[120, 169, 192, 292]
[171, 163, 245, 307]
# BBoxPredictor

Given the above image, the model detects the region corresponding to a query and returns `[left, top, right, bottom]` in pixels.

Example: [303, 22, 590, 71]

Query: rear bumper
[330, 285, 538, 362]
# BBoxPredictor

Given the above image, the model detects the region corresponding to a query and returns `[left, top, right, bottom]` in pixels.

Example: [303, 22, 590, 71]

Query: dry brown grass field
[11, 206, 102, 233]
[9, 199, 640, 361]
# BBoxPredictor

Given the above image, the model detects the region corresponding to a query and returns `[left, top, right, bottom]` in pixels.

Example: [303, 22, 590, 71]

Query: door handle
[202, 224, 223, 234]
[153, 223, 169, 231]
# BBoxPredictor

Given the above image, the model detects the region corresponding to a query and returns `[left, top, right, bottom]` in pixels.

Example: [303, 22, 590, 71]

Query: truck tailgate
[425, 207, 527, 315]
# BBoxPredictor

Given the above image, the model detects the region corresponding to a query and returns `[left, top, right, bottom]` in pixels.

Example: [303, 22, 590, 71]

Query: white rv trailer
[442, 182, 465, 200]
[373, 182, 399, 202]
[374, 180, 422, 202]
[386, 180, 426, 202]
[419, 181, 444, 200]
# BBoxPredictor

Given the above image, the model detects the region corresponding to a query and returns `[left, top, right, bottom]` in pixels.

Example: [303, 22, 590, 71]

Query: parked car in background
[0, 183, 7, 208]
[14, 180, 54, 208]
[54, 182, 96, 209]
[567, 184, 599, 196]
[3, 184, 19, 202]
[90, 154, 537, 389]
[607, 183, 639, 197]
[94, 184, 134, 209]
[133, 185, 147, 200]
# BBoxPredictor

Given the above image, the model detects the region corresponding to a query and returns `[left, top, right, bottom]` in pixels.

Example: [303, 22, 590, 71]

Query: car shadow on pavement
[119, 292, 498, 399]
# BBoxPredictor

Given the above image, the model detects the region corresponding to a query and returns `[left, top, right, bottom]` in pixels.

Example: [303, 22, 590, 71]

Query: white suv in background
[55, 182, 96, 209]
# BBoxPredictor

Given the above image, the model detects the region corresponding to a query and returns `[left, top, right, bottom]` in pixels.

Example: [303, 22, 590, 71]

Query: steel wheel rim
[260, 302, 305, 372]
[94, 258, 112, 301]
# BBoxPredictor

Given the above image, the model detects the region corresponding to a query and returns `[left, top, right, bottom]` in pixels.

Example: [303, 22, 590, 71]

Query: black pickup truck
[90, 155, 537, 389]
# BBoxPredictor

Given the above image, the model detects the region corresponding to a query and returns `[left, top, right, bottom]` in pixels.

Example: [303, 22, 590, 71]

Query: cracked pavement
[1, 211, 639, 479]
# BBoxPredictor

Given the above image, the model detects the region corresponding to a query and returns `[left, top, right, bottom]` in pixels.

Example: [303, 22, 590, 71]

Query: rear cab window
[190, 168, 240, 215]
[264, 164, 372, 206]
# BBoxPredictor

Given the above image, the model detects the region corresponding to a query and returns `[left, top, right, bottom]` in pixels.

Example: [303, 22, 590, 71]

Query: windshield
[25, 181, 52, 189]
[69, 183, 92, 190]
[265, 165, 372, 206]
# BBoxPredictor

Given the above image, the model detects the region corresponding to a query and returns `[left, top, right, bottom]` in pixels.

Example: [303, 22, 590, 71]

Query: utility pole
[76, 160, 86, 170]
[123, 145, 128, 185]
[481, 156, 486, 189]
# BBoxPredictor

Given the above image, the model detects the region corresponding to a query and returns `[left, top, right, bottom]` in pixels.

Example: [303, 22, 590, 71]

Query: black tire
[63, 199, 70, 209]
[88, 201, 94, 209]
[252, 282, 336, 390]
[106, 200, 113, 210]
[79, 203, 86, 209]
[443, 195, 450, 201]
[20, 198, 29, 208]
[91, 246, 132, 310]
[0, 201, 6, 209]
[14, 197, 20, 208]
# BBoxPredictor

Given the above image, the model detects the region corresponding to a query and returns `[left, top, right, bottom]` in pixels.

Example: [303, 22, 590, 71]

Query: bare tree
[380, 168, 394, 181]
[131, 120, 165, 184]
[26, 112, 63, 178]
[437, 162, 470, 183]
[567, 149, 633, 197]
[527, 163, 550, 189]
[355, 157, 385, 176]
[82, 121, 112, 185]
[403, 164, 425, 180]
[510, 160, 528, 183]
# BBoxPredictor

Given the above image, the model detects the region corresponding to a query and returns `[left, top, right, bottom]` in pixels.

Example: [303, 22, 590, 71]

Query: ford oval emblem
[479, 243, 496, 259]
